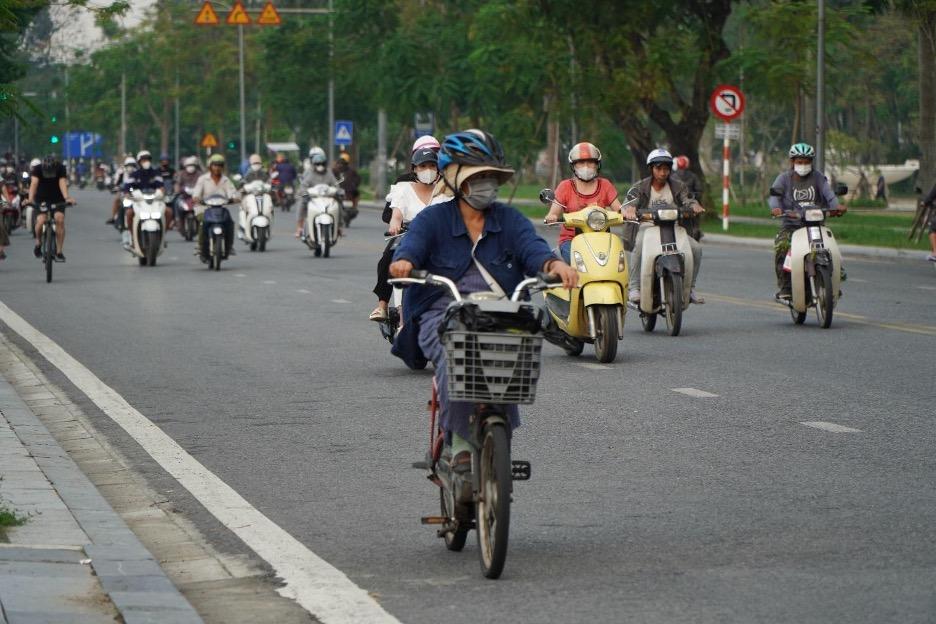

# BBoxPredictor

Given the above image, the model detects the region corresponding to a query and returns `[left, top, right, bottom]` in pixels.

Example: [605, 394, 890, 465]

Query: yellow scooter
[539, 189, 629, 363]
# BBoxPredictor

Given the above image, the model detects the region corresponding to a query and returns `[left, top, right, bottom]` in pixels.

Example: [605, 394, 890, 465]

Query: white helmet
[124, 156, 138, 167]
[183, 156, 198, 167]
[646, 148, 673, 167]
[412, 135, 440, 152]
[30, 158, 41, 168]
[308, 146, 326, 159]
[136, 150, 152, 162]
[249, 153, 262, 165]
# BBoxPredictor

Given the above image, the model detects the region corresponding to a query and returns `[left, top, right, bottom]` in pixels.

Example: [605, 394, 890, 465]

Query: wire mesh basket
[442, 330, 543, 404]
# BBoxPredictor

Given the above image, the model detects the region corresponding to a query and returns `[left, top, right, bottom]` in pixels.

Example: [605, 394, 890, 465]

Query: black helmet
[41, 154, 59, 178]
[411, 147, 438, 168]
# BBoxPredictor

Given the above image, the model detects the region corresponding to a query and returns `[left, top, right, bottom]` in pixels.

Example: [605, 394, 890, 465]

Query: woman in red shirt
[544, 142, 622, 263]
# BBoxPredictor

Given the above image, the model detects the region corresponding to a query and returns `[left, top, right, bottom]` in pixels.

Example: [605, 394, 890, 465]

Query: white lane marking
[848, 278, 867, 283]
[0, 301, 400, 624]
[263, 280, 277, 285]
[917, 285, 936, 291]
[331, 299, 351, 304]
[234, 273, 246, 278]
[575, 362, 612, 371]
[297, 289, 311, 294]
[168, 256, 179, 261]
[799, 421, 862, 433]
[672, 387, 719, 398]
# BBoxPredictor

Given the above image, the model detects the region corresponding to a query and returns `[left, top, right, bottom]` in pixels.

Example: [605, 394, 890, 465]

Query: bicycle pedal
[421, 516, 448, 525]
[511, 460, 531, 481]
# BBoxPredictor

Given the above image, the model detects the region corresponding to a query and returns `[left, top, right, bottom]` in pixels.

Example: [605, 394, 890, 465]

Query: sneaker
[776, 286, 792, 300]
[105, 218, 115, 224]
[927, 254, 936, 263]
[689, 290, 705, 304]
[628, 289, 640, 303]
[54, 253, 65, 262]
[369, 306, 388, 322]
[33, 245, 41, 258]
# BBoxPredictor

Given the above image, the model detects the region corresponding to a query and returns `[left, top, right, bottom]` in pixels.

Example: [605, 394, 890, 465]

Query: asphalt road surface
[1, 187, 934, 623]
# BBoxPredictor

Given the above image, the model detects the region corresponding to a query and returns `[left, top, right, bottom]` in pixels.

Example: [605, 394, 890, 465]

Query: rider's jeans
[627, 223, 702, 292]
[558, 240, 571, 264]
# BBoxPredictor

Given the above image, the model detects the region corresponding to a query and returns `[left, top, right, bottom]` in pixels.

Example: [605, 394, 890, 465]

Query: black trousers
[374, 238, 395, 301]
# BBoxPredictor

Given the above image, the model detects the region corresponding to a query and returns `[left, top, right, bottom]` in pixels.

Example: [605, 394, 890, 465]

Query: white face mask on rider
[574, 164, 597, 181]
[314, 164, 326, 173]
[416, 168, 437, 185]
[140, 161, 152, 170]
[185, 165, 196, 173]
[250, 163, 262, 171]
[794, 163, 812, 177]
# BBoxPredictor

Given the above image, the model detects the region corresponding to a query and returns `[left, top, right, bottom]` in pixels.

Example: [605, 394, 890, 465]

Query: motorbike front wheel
[663, 273, 683, 337]
[322, 225, 332, 258]
[592, 305, 619, 363]
[815, 265, 834, 328]
[476, 422, 511, 579]
[258, 228, 267, 252]
[184, 215, 196, 241]
[212, 234, 223, 271]
[790, 307, 807, 325]
[144, 232, 160, 267]
[640, 312, 657, 332]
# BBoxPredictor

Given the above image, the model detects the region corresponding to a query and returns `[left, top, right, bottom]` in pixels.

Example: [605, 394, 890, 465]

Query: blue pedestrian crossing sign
[335, 120, 353, 146]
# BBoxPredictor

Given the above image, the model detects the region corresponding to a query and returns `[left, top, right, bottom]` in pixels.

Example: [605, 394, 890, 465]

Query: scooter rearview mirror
[539, 188, 555, 205]
[834, 183, 848, 197]
[769, 186, 784, 197]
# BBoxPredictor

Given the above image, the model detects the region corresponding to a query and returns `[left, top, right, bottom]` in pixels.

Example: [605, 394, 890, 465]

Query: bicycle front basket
[442, 330, 543, 404]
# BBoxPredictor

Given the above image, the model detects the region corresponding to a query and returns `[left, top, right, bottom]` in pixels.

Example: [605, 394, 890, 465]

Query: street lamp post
[816, 0, 826, 172]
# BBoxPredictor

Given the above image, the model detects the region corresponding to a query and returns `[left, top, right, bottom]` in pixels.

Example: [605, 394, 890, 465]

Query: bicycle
[36, 202, 68, 283]
[389, 270, 559, 579]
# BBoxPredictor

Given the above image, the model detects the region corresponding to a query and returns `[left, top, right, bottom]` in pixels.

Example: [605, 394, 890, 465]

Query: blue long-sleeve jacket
[392, 198, 555, 324]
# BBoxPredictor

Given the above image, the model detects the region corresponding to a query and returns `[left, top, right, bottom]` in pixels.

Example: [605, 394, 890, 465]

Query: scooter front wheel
[790, 308, 807, 324]
[476, 422, 511, 579]
[815, 265, 834, 328]
[640, 312, 657, 332]
[592, 305, 619, 363]
[663, 274, 683, 337]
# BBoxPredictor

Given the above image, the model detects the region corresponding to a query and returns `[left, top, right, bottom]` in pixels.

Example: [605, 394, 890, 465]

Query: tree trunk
[919, 17, 936, 194]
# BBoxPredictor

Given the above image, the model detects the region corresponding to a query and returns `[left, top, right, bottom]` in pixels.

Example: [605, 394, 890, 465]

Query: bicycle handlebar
[388, 270, 559, 303]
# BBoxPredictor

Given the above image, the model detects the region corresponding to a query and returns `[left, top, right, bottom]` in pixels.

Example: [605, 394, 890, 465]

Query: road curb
[0, 342, 203, 623]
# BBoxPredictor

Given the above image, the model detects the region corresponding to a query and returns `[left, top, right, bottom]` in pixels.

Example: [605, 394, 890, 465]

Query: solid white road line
[799, 421, 862, 433]
[0, 300, 400, 624]
[672, 387, 719, 398]
[575, 362, 612, 370]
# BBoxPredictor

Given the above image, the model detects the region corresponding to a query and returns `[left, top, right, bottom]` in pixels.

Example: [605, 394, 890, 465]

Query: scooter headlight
[618, 250, 627, 273]
[573, 251, 588, 273]
[212, 226, 223, 235]
[656, 208, 679, 221]
[586, 210, 608, 231]
[804, 209, 825, 222]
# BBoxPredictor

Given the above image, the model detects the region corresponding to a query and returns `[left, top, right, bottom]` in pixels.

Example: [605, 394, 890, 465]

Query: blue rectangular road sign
[63, 132, 103, 158]
[335, 120, 353, 146]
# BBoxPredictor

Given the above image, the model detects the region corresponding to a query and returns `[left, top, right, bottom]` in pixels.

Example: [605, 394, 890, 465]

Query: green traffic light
[51, 115, 57, 123]
[50, 135, 59, 144]
[227, 141, 236, 150]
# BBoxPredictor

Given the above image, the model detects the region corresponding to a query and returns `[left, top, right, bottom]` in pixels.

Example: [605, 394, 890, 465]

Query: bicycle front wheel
[476, 422, 511, 579]
[44, 225, 54, 283]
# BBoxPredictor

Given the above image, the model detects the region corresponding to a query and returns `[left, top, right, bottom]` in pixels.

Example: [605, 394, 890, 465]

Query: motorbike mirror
[769, 186, 784, 197]
[233, 174, 242, 182]
[915, 186, 922, 194]
[539, 188, 555, 205]
[834, 183, 848, 197]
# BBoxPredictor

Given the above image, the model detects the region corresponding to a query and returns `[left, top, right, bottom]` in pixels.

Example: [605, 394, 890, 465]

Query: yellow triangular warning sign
[194, 1, 219, 25]
[257, 2, 282, 26]
[201, 133, 218, 148]
[226, 1, 251, 25]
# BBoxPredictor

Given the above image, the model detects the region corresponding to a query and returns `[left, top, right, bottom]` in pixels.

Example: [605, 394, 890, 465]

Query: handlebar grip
[537, 271, 563, 285]
[410, 269, 428, 280]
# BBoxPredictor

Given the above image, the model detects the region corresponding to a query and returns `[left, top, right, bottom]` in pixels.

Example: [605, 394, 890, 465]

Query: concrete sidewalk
[0, 355, 202, 623]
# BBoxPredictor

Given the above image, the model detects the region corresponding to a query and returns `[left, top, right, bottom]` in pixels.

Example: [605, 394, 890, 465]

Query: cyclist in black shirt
[29, 154, 75, 261]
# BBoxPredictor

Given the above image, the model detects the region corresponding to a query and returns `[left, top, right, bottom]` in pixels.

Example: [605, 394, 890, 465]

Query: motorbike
[202, 194, 234, 271]
[127, 188, 167, 267]
[771, 185, 847, 328]
[301, 183, 342, 258]
[1, 185, 20, 235]
[388, 270, 558, 579]
[539, 188, 629, 363]
[377, 225, 408, 343]
[271, 173, 295, 212]
[175, 186, 198, 241]
[239, 180, 273, 252]
[630, 197, 698, 337]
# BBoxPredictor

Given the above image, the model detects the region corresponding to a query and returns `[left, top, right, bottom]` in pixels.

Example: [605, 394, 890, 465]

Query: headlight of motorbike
[804, 208, 825, 222]
[656, 208, 679, 221]
[618, 250, 627, 273]
[573, 251, 588, 273]
[586, 210, 608, 231]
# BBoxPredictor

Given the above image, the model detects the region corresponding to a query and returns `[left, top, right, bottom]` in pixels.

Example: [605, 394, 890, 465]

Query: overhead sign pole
[710, 84, 746, 232]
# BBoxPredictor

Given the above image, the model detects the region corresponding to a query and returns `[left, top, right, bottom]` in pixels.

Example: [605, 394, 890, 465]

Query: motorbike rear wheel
[439, 489, 468, 552]
[184, 215, 196, 242]
[815, 265, 834, 328]
[663, 273, 683, 337]
[592, 305, 619, 363]
[476, 422, 511, 579]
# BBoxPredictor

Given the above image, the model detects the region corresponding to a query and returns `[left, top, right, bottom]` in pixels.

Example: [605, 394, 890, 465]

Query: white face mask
[250, 163, 262, 171]
[314, 164, 326, 173]
[416, 168, 437, 185]
[185, 165, 196, 173]
[574, 164, 597, 181]
[794, 164, 812, 177]
[140, 161, 152, 170]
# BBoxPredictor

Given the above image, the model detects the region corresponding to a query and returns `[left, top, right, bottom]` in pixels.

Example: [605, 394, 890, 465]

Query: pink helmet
[412, 135, 441, 152]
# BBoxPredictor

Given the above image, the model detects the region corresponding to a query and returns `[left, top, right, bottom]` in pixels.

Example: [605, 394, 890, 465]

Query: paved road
[1, 188, 934, 623]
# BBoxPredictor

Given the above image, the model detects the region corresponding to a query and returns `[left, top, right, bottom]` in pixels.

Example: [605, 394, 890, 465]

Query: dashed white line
[0, 300, 400, 624]
[799, 421, 862, 433]
[575, 363, 612, 370]
[263, 280, 277, 285]
[917, 285, 936, 291]
[297, 289, 311, 294]
[848, 278, 868, 283]
[331, 299, 351, 304]
[234, 273, 246, 278]
[672, 387, 719, 398]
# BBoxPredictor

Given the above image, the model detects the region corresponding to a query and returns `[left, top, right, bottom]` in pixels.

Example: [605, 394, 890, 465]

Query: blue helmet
[438, 129, 507, 171]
